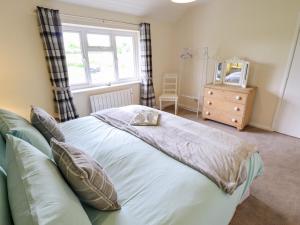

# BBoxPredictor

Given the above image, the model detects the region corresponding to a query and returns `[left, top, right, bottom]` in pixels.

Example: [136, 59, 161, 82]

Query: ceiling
[57, 0, 205, 22]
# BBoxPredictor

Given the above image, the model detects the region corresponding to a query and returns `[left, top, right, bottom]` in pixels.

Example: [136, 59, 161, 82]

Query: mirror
[214, 62, 223, 84]
[224, 62, 243, 85]
[213, 57, 250, 88]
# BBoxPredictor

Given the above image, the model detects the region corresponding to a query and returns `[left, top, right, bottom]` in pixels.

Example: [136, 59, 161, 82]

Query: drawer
[204, 88, 248, 104]
[204, 97, 245, 116]
[202, 107, 243, 127]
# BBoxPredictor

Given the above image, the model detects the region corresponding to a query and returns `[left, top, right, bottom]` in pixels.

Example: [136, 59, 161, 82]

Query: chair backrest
[162, 74, 178, 95]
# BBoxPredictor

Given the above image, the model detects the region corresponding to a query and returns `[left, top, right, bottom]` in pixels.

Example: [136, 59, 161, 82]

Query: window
[62, 25, 140, 89]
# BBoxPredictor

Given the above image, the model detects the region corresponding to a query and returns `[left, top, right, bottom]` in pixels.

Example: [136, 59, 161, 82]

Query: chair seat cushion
[159, 94, 178, 100]
[6, 135, 92, 225]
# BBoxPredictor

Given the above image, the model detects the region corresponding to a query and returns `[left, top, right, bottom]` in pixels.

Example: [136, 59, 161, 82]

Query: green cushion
[6, 135, 92, 225]
[0, 109, 29, 132]
[0, 109, 52, 159]
[10, 128, 52, 159]
[0, 135, 6, 171]
[0, 167, 13, 225]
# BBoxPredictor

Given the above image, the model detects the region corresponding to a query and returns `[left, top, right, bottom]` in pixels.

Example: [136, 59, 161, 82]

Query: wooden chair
[159, 74, 178, 115]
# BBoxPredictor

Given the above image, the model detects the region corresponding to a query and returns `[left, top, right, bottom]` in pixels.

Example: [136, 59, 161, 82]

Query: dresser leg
[237, 127, 244, 131]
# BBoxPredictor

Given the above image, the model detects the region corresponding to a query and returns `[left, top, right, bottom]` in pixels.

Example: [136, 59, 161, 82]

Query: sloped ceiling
[57, 0, 206, 22]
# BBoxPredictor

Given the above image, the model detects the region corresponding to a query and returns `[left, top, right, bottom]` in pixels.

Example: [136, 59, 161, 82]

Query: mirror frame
[213, 61, 224, 85]
[213, 57, 250, 88]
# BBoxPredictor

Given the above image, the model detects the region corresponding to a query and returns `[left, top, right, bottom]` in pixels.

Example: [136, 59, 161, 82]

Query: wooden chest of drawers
[202, 84, 256, 130]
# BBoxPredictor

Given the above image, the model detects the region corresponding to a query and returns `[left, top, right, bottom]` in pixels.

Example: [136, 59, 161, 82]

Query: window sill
[71, 81, 141, 94]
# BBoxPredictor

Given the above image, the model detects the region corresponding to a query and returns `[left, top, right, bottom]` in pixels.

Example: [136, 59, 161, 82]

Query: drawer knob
[206, 111, 211, 116]
[235, 96, 242, 100]
[207, 101, 212, 105]
[232, 118, 238, 123]
[234, 107, 240, 111]
[208, 91, 213, 95]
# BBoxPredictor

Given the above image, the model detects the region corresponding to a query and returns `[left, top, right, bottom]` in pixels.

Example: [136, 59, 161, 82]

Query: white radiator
[90, 89, 133, 113]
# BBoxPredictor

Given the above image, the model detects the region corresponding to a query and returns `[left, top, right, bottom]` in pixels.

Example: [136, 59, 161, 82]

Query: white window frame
[62, 24, 140, 90]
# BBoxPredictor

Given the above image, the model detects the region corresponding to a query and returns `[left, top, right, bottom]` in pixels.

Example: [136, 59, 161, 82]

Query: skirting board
[156, 102, 199, 114]
[178, 104, 199, 113]
[249, 122, 274, 131]
[157, 102, 175, 110]
[157, 103, 274, 132]
[179, 105, 274, 131]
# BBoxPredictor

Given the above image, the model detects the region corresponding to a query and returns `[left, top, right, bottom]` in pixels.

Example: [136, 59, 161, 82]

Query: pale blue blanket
[61, 116, 263, 225]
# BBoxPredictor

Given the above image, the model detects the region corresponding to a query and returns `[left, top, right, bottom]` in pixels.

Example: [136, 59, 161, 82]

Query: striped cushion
[51, 139, 120, 211]
[30, 106, 65, 143]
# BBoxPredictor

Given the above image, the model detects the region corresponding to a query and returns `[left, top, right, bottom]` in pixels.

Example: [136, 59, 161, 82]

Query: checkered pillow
[51, 139, 120, 211]
[30, 106, 65, 143]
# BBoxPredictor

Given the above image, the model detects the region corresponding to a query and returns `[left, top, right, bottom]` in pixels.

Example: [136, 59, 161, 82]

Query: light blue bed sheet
[61, 116, 263, 225]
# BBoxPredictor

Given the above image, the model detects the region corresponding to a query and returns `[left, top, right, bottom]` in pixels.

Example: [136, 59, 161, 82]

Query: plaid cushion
[51, 139, 120, 211]
[30, 106, 65, 143]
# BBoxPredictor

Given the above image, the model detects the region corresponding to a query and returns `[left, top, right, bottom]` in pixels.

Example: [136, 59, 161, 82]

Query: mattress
[60, 116, 263, 225]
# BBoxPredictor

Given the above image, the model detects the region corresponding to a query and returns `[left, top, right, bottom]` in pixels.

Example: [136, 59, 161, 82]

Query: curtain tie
[52, 86, 70, 92]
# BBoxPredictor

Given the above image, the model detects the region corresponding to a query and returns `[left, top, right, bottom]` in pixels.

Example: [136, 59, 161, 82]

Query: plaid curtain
[36, 7, 79, 122]
[139, 23, 156, 107]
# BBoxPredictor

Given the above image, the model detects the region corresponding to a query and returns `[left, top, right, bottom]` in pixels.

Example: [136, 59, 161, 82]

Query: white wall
[72, 82, 140, 116]
[175, 0, 300, 130]
[0, 0, 175, 118]
[0, 0, 52, 119]
[2, 0, 298, 130]
[144, 18, 177, 105]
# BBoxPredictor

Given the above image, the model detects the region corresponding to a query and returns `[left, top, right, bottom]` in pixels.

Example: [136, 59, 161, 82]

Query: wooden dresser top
[205, 84, 257, 94]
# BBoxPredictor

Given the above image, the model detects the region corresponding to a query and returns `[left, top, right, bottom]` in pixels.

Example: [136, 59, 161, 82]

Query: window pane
[63, 32, 86, 85]
[88, 52, 115, 84]
[87, 34, 111, 47]
[116, 36, 135, 79]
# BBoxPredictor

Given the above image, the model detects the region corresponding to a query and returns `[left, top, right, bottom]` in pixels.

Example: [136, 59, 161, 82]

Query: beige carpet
[165, 107, 300, 225]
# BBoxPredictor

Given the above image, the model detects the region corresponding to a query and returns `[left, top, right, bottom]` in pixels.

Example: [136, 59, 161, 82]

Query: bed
[0, 106, 263, 225]
[60, 114, 263, 225]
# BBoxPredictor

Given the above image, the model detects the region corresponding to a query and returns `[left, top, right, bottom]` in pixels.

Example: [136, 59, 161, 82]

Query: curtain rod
[60, 13, 140, 26]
